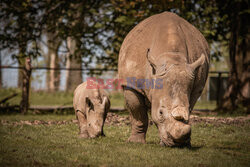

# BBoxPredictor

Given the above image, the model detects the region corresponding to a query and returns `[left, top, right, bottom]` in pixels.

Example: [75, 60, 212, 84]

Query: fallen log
[0, 105, 20, 113]
[29, 105, 73, 113]
[29, 105, 126, 113]
[0, 93, 18, 104]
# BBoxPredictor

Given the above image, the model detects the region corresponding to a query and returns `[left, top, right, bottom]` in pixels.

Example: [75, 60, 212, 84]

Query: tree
[216, 0, 250, 111]
[65, 37, 82, 91]
[108, 0, 220, 66]
[44, 0, 115, 73]
[20, 57, 32, 113]
[46, 32, 61, 91]
[0, 0, 43, 113]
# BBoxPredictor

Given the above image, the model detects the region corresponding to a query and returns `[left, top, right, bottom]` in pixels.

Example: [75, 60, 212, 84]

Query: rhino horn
[190, 53, 206, 70]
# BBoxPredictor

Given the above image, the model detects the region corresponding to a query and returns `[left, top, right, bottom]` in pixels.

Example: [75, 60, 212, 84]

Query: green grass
[0, 89, 216, 110]
[0, 115, 249, 166]
[0, 88, 125, 108]
[0, 88, 21, 106]
[0, 88, 73, 106]
[194, 100, 216, 110]
[109, 91, 124, 108]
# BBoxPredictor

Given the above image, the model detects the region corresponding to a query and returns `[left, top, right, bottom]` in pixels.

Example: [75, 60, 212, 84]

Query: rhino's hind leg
[124, 88, 148, 144]
[76, 110, 89, 138]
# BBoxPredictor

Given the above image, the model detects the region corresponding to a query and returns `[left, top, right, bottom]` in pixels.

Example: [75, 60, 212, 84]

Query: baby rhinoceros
[73, 82, 110, 138]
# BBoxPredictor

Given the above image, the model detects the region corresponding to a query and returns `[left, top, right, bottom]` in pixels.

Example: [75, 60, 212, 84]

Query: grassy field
[0, 88, 216, 110]
[0, 114, 249, 167]
[0, 88, 123, 108]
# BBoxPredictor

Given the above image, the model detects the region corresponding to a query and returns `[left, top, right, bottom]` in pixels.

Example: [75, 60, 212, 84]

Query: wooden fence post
[216, 72, 222, 107]
[20, 57, 32, 114]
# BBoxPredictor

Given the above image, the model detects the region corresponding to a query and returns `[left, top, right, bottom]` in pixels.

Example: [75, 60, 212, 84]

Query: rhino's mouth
[160, 132, 191, 147]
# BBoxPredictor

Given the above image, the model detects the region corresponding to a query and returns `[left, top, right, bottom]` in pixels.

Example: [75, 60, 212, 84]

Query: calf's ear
[93, 88, 103, 103]
[86, 97, 94, 110]
[190, 53, 206, 70]
[102, 96, 108, 107]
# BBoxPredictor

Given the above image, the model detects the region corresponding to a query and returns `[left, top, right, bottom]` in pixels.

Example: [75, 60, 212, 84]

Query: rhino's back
[118, 13, 160, 80]
[73, 82, 88, 112]
[118, 12, 209, 87]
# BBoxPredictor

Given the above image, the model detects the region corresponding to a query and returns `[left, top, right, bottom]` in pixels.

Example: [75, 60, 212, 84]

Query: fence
[0, 65, 229, 111]
[0, 65, 117, 90]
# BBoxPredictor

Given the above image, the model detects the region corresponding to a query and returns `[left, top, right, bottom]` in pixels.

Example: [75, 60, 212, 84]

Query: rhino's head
[147, 50, 205, 147]
[85, 89, 108, 138]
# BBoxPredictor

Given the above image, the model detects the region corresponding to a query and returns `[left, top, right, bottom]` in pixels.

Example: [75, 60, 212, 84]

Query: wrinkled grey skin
[118, 12, 210, 147]
[73, 82, 110, 138]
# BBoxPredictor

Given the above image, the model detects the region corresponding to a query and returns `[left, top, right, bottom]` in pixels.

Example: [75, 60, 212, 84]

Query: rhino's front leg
[124, 88, 148, 143]
[76, 110, 89, 138]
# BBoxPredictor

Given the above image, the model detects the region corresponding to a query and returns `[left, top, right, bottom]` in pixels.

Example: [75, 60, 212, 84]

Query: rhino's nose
[170, 122, 191, 141]
[171, 107, 189, 123]
[95, 131, 102, 137]
[89, 129, 102, 138]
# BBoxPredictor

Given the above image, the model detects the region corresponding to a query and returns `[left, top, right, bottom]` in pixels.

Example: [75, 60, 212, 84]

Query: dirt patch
[0, 119, 78, 126]
[189, 115, 250, 126]
[1, 113, 249, 126]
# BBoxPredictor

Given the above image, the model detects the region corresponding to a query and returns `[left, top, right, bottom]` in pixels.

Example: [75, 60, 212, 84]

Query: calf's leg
[76, 110, 89, 138]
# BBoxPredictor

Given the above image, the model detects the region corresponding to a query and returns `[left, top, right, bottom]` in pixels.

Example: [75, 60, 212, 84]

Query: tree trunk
[65, 37, 82, 91]
[48, 51, 60, 91]
[17, 50, 26, 88]
[18, 67, 23, 88]
[20, 57, 32, 114]
[45, 49, 50, 90]
[0, 51, 2, 88]
[46, 33, 61, 92]
[220, 2, 250, 112]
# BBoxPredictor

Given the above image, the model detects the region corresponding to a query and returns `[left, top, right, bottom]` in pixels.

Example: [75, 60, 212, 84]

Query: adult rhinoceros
[118, 12, 210, 147]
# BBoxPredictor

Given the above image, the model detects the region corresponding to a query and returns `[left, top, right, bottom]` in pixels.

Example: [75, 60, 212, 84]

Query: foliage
[0, 0, 246, 66]
[43, 0, 115, 68]
[0, 0, 231, 67]
[0, 0, 44, 58]
[0, 0, 114, 68]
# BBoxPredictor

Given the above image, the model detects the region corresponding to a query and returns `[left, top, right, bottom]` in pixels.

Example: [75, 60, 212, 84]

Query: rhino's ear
[190, 53, 206, 70]
[86, 97, 94, 110]
[147, 48, 157, 75]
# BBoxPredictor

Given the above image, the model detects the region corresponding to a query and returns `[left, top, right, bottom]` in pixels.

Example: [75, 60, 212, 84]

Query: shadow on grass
[213, 145, 244, 151]
[146, 140, 203, 150]
[169, 144, 203, 150]
[188, 145, 203, 151]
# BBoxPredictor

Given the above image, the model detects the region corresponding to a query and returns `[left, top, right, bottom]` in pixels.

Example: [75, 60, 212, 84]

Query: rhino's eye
[159, 109, 164, 122]
[159, 109, 164, 118]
